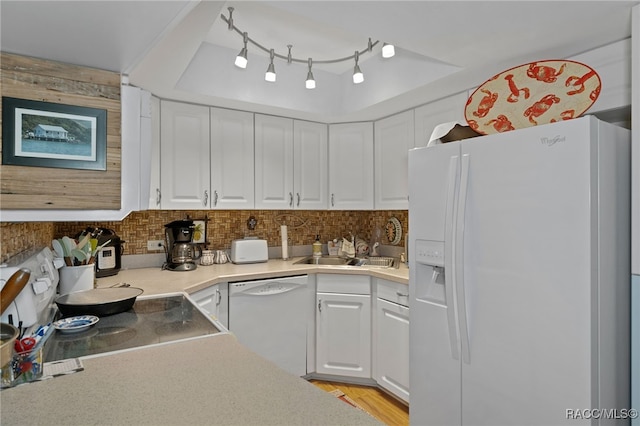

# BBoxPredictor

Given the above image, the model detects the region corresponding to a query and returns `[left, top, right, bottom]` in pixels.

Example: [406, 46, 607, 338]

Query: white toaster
[230, 238, 268, 264]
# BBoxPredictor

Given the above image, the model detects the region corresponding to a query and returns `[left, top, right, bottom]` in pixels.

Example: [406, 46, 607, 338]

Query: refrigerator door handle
[445, 155, 461, 361]
[456, 153, 472, 364]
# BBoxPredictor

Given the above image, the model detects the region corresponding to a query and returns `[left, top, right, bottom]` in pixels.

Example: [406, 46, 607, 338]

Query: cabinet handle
[289, 192, 293, 208]
[215, 288, 221, 306]
[156, 188, 161, 206]
[331, 193, 335, 207]
[296, 192, 300, 207]
[318, 299, 322, 313]
[214, 190, 219, 207]
[396, 292, 409, 298]
[203, 190, 208, 207]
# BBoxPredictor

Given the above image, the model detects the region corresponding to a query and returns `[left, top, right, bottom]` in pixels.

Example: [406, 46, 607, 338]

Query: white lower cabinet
[189, 283, 228, 329]
[374, 279, 410, 403]
[316, 274, 371, 378]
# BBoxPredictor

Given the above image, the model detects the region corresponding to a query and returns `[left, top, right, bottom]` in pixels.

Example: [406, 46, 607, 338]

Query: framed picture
[192, 219, 207, 244]
[2, 97, 107, 171]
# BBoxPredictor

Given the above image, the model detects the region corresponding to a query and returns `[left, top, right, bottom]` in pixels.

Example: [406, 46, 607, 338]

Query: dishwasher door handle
[233, 284, 304, 297]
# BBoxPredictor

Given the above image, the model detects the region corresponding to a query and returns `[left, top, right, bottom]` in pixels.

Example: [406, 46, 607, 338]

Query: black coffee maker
[164, 220, 200, 271]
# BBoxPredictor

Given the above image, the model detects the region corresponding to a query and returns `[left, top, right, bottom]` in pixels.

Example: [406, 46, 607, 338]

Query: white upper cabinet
[147, 95, 161, 210]
[210, 107, 254, 209]
[374, 110, 415, 210]
[254, 114, 295, 209]
[255, 114, 327, 209]
[160, 100, 210, 209]
[293, 120, 328, 210]
[328, 122, 374, 210]
[414, 92, 468, 148]
[569, 39, 630, 116]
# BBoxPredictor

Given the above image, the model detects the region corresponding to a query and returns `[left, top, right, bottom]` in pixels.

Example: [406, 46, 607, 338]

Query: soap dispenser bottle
[312, 235, 322, 257]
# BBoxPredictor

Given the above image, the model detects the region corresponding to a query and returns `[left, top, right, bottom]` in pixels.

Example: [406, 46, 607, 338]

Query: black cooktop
[43, 294, 222, 362]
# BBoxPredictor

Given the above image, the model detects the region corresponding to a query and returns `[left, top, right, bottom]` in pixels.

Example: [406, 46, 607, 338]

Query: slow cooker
[77, 227, 124, 278]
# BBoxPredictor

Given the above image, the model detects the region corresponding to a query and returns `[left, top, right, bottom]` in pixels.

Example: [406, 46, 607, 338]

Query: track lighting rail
[221, 8, 380, 65]
[221, 7, 393, 87]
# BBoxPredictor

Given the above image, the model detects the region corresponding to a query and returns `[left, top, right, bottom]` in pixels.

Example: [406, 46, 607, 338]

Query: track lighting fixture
[305, 58, 316, 89]
[265, 49, 276, 82]
[221, 7, 395, 88]
[352, 51, 364, 84]
[382, 43, 395, 58]
[235, 32, 248, 69]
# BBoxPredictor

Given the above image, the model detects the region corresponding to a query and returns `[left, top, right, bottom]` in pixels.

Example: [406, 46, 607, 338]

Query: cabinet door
[328, 122, 374, 210]
[160, 100, 210, 209]
[147, 95, 161, 209]
[375, 298, 410, 402]
[294, 120, 328, 209]
[210, 108, 254, 209]
[414, 92, 467, 148]
[316, 292, 371, 378]
[254, 114, 294, 209]
[190, 283, 228, 329]
[374, 110, 415, 210]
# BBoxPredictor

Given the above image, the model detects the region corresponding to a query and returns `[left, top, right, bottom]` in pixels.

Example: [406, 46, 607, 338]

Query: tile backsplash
[0, 222, 56, 262]
[1, 210, 408, 261]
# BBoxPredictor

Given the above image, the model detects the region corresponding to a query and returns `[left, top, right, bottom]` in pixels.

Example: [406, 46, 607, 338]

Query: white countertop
[96, 257, 409, 295]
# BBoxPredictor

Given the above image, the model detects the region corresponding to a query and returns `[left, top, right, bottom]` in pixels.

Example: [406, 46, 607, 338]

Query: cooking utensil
[76, 233, 90, 250]
[0, 323, 19, 367]
[55, 287, 144, 317]
[62, 236, 76, 257]
[71, 248, 88, 264]
[51, 239, 65, 259]
[0, 268, 32, 315]
[56, 238, 72, 266]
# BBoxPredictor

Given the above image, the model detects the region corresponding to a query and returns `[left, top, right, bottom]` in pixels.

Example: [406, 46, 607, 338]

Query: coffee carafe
[164, 220, 199, 271]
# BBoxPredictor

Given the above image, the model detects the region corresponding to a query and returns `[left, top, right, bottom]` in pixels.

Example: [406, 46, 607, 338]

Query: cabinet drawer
[317, 274, 370, 294]
[376, 279, 409, 307]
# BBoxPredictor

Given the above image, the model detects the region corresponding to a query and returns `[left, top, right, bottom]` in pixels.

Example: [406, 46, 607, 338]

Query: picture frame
[191, 219, 207, 245]
[2, 97, 107, 171]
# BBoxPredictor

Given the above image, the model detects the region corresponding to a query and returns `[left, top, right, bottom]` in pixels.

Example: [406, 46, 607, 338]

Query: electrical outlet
[147, 240, 164, 251]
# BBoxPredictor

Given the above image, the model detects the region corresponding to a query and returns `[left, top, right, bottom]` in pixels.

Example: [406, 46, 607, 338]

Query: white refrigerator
[408, 116, 631, 425]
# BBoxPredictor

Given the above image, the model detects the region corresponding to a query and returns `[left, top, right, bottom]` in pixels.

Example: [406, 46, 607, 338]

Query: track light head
[382, 43, 395, 58]
[265, 49, 276, 82]
[305, 58, 316, 89]
[235, 32, 248, 69]
[353, 51, 364, 84]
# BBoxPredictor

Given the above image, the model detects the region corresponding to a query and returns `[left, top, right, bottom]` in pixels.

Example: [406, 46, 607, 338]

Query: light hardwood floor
[309, 380, 409, 426]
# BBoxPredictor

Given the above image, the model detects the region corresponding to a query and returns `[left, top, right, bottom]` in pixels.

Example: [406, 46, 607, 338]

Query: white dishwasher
[229, 275, 308, 376]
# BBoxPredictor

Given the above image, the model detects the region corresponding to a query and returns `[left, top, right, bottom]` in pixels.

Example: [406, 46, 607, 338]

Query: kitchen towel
[341, 238, 356, 258]
[281, 225, 288, 260]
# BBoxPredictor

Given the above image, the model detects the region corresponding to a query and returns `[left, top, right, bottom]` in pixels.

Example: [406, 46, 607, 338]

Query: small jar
[201, 250, 214, 266]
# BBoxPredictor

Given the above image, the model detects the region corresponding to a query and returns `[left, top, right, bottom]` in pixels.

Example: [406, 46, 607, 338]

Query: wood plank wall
[0, 53, 121, 209]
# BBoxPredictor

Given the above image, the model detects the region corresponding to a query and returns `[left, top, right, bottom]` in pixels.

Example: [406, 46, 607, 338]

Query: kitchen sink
[294, 256, 399, 268]
[295, 256, 358, 266]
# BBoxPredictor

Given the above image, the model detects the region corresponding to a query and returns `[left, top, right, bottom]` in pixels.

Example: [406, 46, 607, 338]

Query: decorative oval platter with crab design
[464, 59, 601, 135]
[385, 217, 402, 246]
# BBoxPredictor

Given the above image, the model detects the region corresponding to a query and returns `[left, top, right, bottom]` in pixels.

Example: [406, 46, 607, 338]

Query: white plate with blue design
[53, 315, 99, 333]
